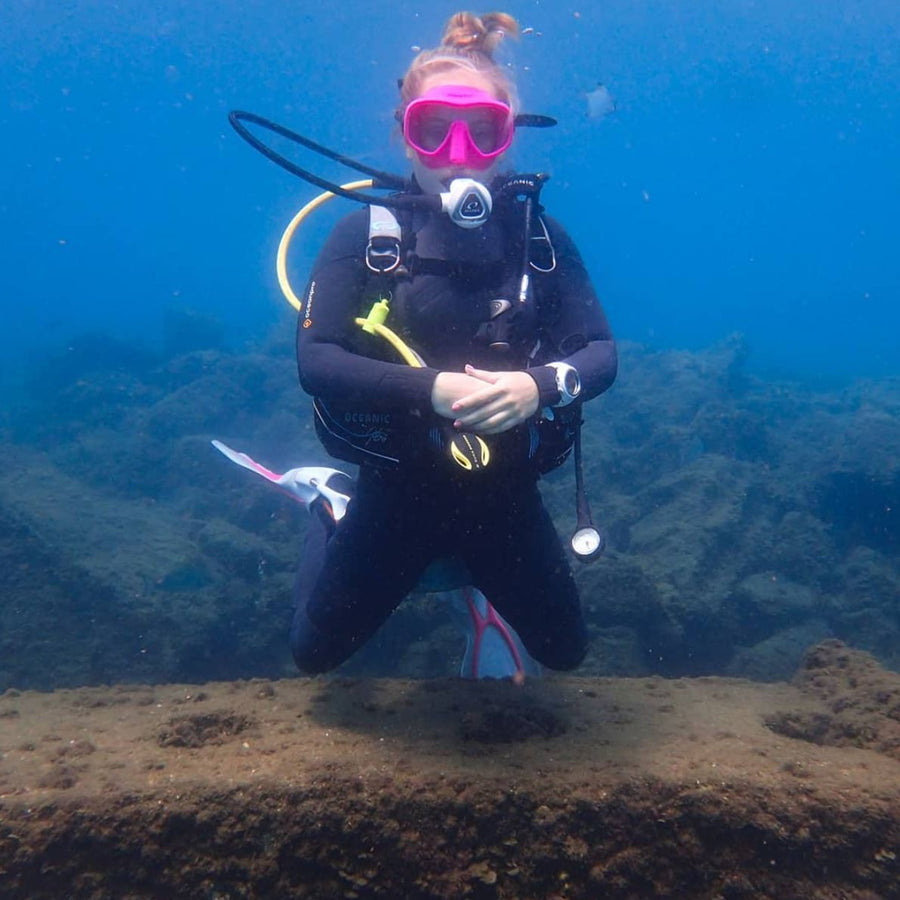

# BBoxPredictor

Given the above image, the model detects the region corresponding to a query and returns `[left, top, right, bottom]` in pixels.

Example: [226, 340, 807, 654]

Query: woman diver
[287, 11, 617, 676]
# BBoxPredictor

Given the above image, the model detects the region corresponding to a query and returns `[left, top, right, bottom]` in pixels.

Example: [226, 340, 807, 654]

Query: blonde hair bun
[399, 11, 522, 115]
[441, 11, 520, 58]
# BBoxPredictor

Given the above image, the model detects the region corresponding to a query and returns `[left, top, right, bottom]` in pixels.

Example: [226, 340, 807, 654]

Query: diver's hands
[431, 371, 489, 418]
[432, 367, 540, 434]
[450, 365, 540, 435]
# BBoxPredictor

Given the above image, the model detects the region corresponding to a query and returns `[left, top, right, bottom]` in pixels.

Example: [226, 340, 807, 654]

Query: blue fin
[448, 588, 541, 681]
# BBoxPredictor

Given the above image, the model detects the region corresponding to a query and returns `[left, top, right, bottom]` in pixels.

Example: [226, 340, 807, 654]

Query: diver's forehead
[418, 68, 501, 100]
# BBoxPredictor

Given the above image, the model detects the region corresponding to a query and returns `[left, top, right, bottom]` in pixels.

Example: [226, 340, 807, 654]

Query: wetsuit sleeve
[529, 216, 618, 406]
[296, 210, 439, 411]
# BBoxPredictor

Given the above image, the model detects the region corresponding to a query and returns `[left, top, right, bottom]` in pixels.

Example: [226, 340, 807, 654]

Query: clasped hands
[431, 365, 540, 436]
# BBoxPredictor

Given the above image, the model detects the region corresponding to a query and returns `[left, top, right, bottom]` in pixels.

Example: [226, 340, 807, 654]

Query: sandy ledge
[1, 641, 898, 900]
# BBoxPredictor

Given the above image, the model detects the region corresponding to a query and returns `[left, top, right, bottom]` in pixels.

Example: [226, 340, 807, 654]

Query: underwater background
[4, 0, 899, 380]
[1, 0, 898, 691]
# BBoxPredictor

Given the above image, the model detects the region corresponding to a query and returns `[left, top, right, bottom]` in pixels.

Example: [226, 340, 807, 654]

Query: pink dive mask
[403, 84, 514, 171]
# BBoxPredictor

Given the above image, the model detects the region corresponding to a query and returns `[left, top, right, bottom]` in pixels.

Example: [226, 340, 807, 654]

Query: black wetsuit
[290, 194, 617, 674]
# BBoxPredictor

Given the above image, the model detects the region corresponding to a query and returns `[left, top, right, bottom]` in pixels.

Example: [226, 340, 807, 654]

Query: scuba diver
[227, 10, 617, 678]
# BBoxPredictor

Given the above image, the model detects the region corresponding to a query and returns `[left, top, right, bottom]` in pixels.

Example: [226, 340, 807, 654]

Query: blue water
[2, 0, 898, 383]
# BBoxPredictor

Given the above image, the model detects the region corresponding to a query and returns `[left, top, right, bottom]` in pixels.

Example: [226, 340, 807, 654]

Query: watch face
[564, 369, 581, 396]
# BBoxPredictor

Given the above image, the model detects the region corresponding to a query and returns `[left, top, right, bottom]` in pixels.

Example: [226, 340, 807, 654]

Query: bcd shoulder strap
[366, 205, 403, 275]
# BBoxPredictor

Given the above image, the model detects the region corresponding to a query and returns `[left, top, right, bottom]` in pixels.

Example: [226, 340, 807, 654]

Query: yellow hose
[276, 179, 374, 311]
[279, 180, 426, 368]
[353, 319, 425, 368]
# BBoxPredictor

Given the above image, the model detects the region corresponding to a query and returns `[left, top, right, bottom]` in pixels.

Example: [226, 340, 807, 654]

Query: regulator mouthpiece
[440, 178, 493, 228]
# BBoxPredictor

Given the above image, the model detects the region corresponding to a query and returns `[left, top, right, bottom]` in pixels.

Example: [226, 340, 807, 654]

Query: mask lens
[466, 111, 507, 153]
[413, 111, 455, 152]
[405, 100, 512, 158]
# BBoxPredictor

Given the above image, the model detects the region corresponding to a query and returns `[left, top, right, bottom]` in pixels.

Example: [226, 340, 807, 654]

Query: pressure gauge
[571, 526, 604, 562]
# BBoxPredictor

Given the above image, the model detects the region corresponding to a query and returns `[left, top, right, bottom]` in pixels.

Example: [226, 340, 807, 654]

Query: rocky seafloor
[0, 640, 898, 899]
[0, 327, 897, 690]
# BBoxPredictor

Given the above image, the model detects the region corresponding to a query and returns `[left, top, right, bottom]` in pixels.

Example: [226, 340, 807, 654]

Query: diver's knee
[537, 637, 588, 672]
[290, 632, 343, 676]
[291, 649, 333, 677]
[290, 606, 338, 675]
